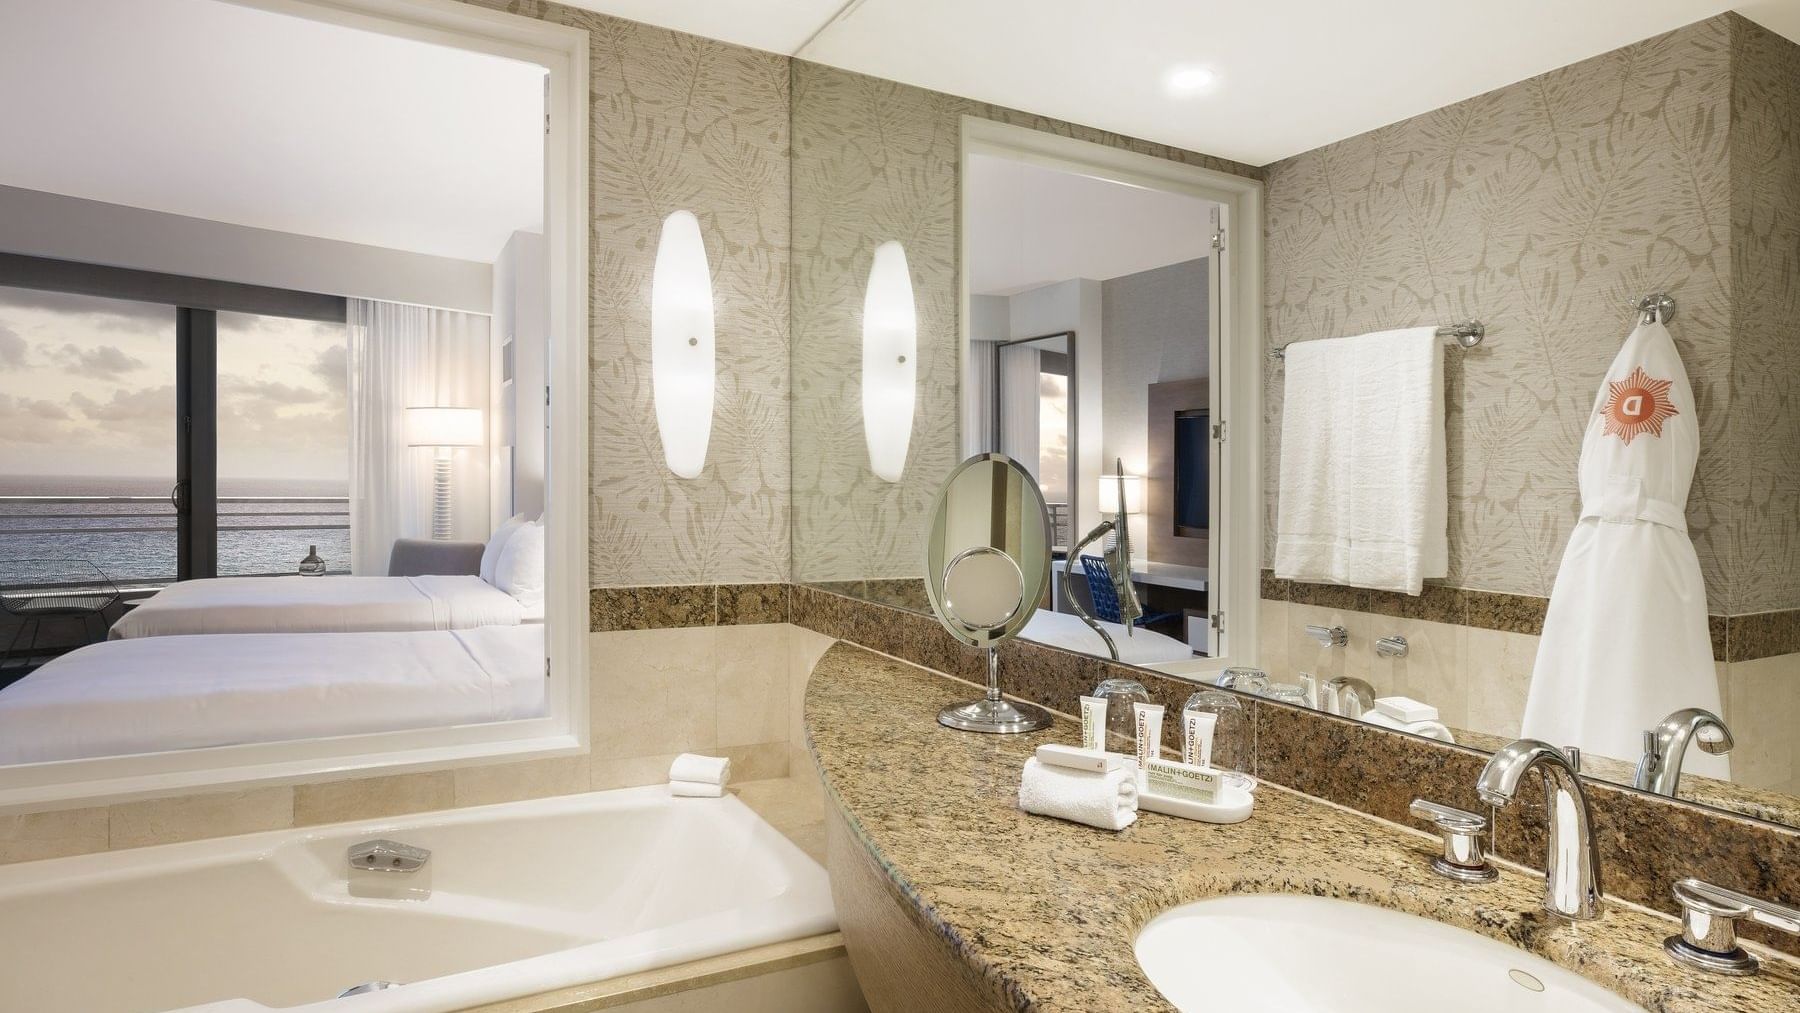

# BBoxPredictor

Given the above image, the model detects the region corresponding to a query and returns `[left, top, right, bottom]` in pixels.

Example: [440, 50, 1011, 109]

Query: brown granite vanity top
[805, 642, 1800, 1013]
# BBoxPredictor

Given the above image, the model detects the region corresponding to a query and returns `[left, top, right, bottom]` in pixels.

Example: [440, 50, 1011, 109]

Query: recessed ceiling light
[1163, 64, 1219, 98]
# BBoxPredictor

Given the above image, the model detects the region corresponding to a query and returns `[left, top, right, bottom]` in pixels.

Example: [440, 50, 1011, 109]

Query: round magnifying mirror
[941, 546, 1025, 633]
[925, 454, 1053, 733]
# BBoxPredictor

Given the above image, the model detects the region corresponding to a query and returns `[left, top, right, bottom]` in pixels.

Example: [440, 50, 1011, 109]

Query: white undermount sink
[1135, 894, 1646, 1012]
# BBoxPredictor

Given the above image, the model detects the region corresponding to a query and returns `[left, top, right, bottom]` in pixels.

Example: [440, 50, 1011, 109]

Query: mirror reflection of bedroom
[963, 152, 1219, 671]
[0, 0, 551, 765]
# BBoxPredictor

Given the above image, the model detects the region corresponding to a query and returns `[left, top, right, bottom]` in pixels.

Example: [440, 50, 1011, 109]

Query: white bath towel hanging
[1520, 319, 1728, 781]
[1273, 327, 1448, 594]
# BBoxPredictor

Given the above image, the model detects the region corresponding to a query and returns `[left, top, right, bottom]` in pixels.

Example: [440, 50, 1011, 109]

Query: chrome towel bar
[1269, 320, 1484, 361]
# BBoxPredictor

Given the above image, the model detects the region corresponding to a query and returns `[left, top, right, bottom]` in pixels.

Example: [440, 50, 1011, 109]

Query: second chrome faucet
[1476, 739, 1604, 921]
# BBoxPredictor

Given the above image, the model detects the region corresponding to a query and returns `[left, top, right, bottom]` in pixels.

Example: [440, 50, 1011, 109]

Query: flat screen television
[1173, 409, 1209, 535]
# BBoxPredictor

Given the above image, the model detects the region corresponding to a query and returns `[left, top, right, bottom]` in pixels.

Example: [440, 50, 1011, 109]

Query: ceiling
[966, 155, 1214, 296]
[560, 0, 1799, 166]
[0, 0, 545, 263]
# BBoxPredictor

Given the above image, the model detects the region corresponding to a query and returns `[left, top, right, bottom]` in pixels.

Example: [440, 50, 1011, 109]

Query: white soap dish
[1138, 782, 1255, 824]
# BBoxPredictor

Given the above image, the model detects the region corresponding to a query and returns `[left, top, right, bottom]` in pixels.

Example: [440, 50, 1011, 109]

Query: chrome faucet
[1476, 739, 1603, 920]
[1634, 708, 1733, 797]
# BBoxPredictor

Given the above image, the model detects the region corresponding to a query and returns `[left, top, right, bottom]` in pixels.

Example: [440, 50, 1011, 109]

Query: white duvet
[109, 575, 527, 640]
[0, 625, 546, 765]
[1023, 609, 1194, 665]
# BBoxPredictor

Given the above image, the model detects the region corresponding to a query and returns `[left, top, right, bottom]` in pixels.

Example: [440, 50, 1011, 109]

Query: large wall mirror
[0, 0, 588, 803]
[788, 42, 1800, 841]
[790, 82, 1263, 677]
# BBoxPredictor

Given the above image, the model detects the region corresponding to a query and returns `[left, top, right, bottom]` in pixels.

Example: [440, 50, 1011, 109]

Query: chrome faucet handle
[1304, 624, 1348, 648]
[1664, 878, 1800, 976]
[1408, 798, 1497, 883]
[1324, 676, 1375, 718]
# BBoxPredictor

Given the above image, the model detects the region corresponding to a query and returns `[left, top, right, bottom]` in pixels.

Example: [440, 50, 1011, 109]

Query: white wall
[1007, 279, 1102, 537]
[1099, 257, 1209, 478]
[491, 230, 548, 520]
[0, 186, 493, 313]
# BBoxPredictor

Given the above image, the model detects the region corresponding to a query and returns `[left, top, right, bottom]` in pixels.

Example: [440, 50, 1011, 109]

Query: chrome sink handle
[1408, 798, 1497, 883]
[1664, 878, 1800, 976]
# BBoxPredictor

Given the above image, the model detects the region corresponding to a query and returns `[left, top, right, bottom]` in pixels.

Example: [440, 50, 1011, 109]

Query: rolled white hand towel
[1361, 710, 1455, 743]
[669, 779, 725, 798]
[1018, 756, 1138, 831]
[669, 753, 731, 786]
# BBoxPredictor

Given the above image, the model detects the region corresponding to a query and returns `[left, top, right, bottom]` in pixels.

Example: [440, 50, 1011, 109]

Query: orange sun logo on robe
[1600, 366, 1679, 444]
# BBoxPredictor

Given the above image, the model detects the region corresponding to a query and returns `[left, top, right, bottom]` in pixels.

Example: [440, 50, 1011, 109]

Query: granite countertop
[804, 642, 1800, 1013]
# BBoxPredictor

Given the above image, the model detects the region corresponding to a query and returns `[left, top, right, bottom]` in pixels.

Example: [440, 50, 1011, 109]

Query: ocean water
[0, 475, 351, 587]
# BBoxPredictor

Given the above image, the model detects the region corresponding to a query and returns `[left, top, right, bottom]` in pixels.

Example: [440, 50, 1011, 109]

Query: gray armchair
[387, 538, 485, 578]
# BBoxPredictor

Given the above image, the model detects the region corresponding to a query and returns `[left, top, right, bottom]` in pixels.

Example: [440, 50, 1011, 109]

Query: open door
[1203, 204, 1226, 657]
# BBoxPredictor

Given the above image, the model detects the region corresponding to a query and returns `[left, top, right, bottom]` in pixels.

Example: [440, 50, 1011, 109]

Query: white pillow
[480, 513, 527, 585]
[494, 521, 545, 608]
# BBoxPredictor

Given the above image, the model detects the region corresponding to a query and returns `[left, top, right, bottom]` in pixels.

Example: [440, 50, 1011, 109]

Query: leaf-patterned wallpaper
[463, 1, 792, 587]
[1264, 16, 1751, 608]
[1728, 19, 1800, 615]
[789, 60, 1259, 584]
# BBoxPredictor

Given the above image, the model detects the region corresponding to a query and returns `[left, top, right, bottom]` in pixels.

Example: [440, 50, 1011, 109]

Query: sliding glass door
[216, 310, 350, 577]
[0, 285, 180, 587]
[0, 255, 346, 590]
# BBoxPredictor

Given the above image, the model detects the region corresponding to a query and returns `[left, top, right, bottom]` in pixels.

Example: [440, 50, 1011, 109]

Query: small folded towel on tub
[669, 753, 731, 798]
[1018, 756, 1138, 831]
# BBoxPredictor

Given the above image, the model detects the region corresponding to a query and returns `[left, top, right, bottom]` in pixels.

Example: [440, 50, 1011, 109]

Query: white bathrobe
[1519, 320, 1729, 781]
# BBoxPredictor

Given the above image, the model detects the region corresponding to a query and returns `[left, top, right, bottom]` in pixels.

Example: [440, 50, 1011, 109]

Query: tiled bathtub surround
[790, 583, 1800, 956]
[589, 582, 792, 631]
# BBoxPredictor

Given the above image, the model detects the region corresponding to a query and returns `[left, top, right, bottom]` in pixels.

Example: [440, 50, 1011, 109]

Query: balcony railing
[0, 495, 351, 590]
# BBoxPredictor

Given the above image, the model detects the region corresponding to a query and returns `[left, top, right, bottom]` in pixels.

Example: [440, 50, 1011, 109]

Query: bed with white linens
[108, 574, 531, 639]
[0, 624, 546, 764]
[1022, 608, 1195, 664]
[109, 515, 546, 639]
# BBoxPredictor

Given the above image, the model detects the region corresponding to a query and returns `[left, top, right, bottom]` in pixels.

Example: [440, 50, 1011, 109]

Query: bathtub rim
[0, 785, 839, 1013]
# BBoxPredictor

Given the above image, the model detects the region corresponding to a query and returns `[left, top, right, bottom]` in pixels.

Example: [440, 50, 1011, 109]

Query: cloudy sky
[0, 286, 347, 487]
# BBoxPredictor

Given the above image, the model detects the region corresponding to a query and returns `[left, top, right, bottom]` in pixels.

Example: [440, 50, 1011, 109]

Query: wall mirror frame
[957, 118, 1264, 677]
[0, 0, 591, 810]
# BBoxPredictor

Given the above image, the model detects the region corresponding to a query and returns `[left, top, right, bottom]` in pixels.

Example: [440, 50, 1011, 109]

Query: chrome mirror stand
[938, 647, 1053, 733]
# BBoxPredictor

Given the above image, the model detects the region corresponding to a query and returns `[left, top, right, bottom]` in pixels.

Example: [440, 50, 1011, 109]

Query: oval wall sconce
[861, 240, 917, 483]
[650, 209, 715, 479]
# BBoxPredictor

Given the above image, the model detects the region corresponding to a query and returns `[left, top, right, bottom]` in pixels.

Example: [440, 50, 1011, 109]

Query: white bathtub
[0, 786, 838, 1013]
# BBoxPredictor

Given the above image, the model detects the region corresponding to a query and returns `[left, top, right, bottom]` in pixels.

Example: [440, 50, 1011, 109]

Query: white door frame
[0, 0, 590, 810]
[958, 117, 1264, 678]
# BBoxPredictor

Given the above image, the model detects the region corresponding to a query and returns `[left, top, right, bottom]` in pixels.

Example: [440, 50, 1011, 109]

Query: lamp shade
[1098, 474, 1144, 515]
[861, 240, 917, 483]
[405, 406, 483, 447]
[651, 209, 716, 479]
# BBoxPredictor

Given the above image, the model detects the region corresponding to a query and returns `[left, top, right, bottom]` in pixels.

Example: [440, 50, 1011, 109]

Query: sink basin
[1135, 895, 1645, 1012]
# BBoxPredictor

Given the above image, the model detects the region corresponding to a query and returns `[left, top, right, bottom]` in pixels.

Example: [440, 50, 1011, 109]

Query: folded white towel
[669, 753, 731, 786]
[669, 779, 725, 798]
[1361, 710, 1455, 743]
[1274, 326, 1448, 595]
[1017, 756, 1138, 831]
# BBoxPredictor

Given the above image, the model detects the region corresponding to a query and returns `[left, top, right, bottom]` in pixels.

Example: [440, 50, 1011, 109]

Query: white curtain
[998, 343, 1040, 479]
[963, 339, 998, 457]
[347, 300, 492, 575]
